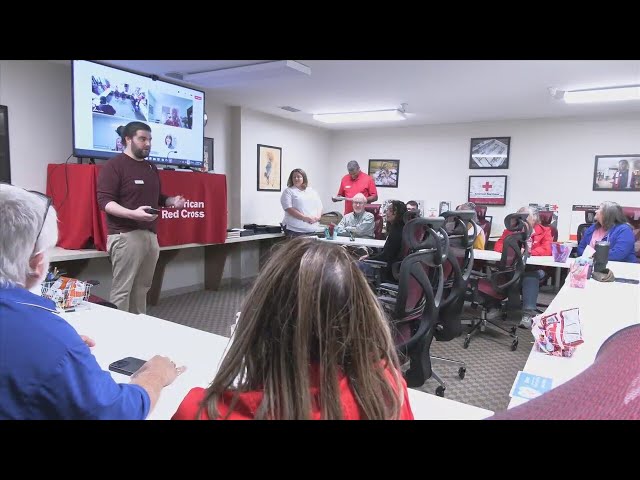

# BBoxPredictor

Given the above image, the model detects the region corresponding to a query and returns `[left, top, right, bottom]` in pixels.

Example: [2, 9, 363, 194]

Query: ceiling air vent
[280, 106, 301, 113]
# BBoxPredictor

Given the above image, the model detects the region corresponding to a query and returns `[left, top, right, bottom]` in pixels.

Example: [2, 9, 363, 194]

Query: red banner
[47, 164, 227, 251]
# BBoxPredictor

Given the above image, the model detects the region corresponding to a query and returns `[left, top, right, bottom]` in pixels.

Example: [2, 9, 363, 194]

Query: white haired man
[0, 183, 185, 419]
[335, 193, 375, 238]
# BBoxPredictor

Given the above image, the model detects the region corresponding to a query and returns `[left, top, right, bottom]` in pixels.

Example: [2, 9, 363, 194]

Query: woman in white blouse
[280, 168, 323, 237]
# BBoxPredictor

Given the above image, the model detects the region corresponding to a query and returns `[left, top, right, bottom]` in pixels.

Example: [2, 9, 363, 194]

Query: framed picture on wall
[468, 175, 508, 206]
[592, 154, 640, 191]
[203, 137, 214, 172]
[469, 137, 511, 169]
[368, 159, 400, 188]
[257, 144, 282, 191]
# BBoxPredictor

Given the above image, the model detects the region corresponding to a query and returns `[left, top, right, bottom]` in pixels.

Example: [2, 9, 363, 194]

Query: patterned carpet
[149, 284, 555, 413]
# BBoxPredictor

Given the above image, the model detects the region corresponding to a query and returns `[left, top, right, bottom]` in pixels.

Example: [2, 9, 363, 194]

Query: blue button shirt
[0, 286, 150, 419]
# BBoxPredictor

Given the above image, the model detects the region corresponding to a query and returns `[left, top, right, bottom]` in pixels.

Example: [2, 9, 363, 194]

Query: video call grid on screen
[72, 60, 205, 168]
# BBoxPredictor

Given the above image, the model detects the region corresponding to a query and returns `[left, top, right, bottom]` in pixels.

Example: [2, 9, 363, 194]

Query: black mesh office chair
[463, 213, 532, 351]
[423, 210, 477, 395]
[576, 209, 596, 244]
[377, 217, 447, 393]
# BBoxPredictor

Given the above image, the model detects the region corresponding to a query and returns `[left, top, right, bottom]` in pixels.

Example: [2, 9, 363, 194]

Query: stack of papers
[227, 228, 254, 238]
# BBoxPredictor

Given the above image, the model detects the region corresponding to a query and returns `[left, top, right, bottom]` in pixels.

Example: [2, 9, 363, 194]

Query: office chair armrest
[379, 282, 399, 292]
[378, 295, 397, 305]
[363, 259, 387, 268]
[469, 270, 488, 279]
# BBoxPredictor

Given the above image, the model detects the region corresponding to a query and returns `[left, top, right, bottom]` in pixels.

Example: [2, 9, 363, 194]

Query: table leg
[554, 266, 562, 292]
[51, 259, 90, 278]
[147, 249, 180, 306]
[204, 243, 235, 291]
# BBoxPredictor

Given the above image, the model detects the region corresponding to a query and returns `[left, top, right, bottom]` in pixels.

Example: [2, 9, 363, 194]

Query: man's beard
[132, 145, 150, 159]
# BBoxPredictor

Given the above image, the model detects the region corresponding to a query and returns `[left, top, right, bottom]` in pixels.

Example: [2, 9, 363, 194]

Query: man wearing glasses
[97, 121, 186, 314]
[0, 184, 184, 419]
[335, 193, 375, 239]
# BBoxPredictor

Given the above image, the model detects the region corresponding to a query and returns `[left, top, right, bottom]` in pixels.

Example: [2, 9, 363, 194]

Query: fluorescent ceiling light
[551, 85, 640, 104]
[313, 106, 408, 124]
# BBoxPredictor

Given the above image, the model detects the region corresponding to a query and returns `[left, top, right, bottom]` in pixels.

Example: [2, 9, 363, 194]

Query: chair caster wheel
[511, 338, 519, 351]
[458, 367, 466, 379]
[463, 337, 470, 349]
[435, 386, 445, 397]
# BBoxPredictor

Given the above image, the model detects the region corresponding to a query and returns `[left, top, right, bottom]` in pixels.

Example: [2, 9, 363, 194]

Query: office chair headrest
[585, 210, 596, 223]
[442, 211, 477, 248]
[403, 210, 421, 223]
[475, 205, 487, 220]
[403, 217, 448, 264]
[504, 213, 529, 231]
[538, 210, 553, 226]
[442, 210, 475, 222]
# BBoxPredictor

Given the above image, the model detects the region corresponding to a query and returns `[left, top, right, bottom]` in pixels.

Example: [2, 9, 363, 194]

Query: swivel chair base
[430, 356, 467, 397]
[463, 305, 519, 351]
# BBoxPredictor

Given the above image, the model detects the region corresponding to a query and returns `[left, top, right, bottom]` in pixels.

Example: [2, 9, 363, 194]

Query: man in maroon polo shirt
[332, 161, 378, 215]
[97, 121, 186, 314]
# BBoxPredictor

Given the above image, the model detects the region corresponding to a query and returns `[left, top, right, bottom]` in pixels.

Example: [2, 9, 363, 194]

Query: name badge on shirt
[134, 180, 145, 185]
[345, 185, 351, 189]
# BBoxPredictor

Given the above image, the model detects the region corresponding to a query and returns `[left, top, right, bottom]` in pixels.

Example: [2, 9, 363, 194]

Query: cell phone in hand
[144, 208, 160, 214]
[108, 357, 147, 376]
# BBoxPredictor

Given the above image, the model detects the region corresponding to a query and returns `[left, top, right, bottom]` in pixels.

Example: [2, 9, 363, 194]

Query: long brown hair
[200, 237, 405, 419]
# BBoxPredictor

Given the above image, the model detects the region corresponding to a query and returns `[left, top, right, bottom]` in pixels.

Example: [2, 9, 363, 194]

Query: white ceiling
[98, 60, 640, 130]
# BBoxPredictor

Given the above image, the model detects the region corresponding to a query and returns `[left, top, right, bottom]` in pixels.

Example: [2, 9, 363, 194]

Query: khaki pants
[107, 230, 159, 314]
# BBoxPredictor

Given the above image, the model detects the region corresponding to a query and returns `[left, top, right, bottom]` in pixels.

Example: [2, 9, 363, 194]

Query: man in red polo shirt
[332, 161, 378, 215]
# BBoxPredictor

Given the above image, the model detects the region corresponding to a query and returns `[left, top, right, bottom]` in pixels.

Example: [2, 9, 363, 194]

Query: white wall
[0, 61, 73, 192]
[330, 115, 640, 239]
[240, 109, 333, 225]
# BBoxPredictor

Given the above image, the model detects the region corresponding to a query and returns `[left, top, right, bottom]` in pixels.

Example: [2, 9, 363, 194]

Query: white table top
[318, 236, 387, 248]
[59, 304, 492, 420]
[473, 249, 637, 272]
[508, 262, 640, 408]
[49, 233, 285, 262]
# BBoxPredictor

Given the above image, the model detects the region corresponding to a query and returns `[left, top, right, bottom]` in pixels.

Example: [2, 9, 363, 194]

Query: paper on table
[509, 371, 554, 400]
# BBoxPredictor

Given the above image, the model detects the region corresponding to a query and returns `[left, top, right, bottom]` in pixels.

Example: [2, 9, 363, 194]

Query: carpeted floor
[149, 283, 555, 413]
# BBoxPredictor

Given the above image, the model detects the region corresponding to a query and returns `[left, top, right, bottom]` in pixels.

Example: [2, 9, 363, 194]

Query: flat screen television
[72, 60, 205, 168]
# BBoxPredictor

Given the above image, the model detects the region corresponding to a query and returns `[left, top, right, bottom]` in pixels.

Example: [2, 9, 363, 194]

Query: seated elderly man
[335, 193, 375, 239]
[0, 183, 185, 419]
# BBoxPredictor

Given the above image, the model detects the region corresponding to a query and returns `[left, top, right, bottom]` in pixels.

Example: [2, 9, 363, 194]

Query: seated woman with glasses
[172, 237, 414, 420]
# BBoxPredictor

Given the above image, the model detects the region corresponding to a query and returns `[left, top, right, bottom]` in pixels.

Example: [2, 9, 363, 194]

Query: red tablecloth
[46, 164, 227, 251]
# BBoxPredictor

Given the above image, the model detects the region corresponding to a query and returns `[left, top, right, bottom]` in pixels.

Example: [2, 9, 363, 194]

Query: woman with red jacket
[172, 237, 413, 420]
[494, 206, 552, 328]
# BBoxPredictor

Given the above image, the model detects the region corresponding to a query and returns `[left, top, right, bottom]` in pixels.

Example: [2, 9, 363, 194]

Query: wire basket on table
[41, 277, 92, 310]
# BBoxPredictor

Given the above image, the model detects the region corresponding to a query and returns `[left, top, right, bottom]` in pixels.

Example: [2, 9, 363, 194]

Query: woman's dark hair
[388, 200, 407, 227]
[287, 168, 308, 189]
[116, 121, 151, 143]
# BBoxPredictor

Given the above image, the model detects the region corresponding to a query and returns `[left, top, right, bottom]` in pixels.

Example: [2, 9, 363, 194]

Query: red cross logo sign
[482, 181, 492, 191]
